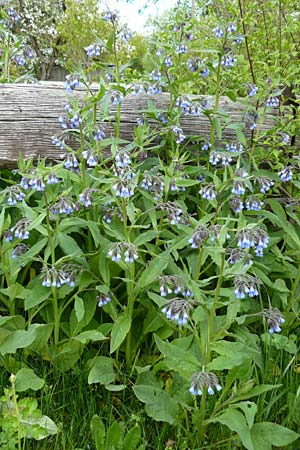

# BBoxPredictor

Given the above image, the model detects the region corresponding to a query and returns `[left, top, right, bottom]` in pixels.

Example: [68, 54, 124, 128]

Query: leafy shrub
[0, 1, 300, 449]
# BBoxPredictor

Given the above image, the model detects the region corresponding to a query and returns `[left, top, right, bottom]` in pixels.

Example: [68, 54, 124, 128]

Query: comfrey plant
[0, 2, 300, 449]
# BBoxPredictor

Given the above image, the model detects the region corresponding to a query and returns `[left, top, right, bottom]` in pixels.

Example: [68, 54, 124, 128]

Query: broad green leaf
[0, 327, 37, 355]
[15, 368, 45, 392]
[230, 384, 281, 403]
[143, 306, 166, 334]
[154, 335, 200, 376]
[23, 283, 51, 310]
[232, 402, 257, 429]
[74, 296, 85, 322]
[0, 207, 5, 236]
[19, 237, 48, 261]
[273, 279, 290, 293]
[72, 330, 107, 344]
[105, 384, 126, 391]
[110, 312, 131, 353]
[90, 415, 105, 450]
[27, 324, 53, 352]
[88, 356, 115, 385]
[0, 315, 25, 330]
[52, 340, 83, 371]
[107, 422, 123, 449]
[69, 293, 97, 336]
[210, 408, 254, 450]
[251, 422, 299, 450]
[208, 341, 260, 371]
[134, 256, 169, 293]
[0, 283, 27, 300]
[58, 232, 83, 257]
[123, 424, 141, 450]
[133, 385, 178, 424]
[134, 230, 159, 246]
[22, 414, 58, 440]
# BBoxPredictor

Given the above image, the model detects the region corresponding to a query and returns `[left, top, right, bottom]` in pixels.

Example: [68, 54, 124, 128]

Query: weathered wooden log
[0, 82, 280, 168]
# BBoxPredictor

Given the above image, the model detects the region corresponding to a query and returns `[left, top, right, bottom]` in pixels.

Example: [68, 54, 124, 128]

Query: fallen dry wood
[0, 81, 280, 168]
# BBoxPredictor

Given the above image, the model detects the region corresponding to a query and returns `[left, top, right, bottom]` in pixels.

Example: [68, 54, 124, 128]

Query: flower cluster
[227, 248, 252, 266]
[199, 184, 216, 201]
[209, 151, 233, 166]
[108, 242, 138, 263]
[172, 126, 186, 144]
[158, 275, 193, 298]
[189, 371, 222, 396]
[12, 243, 29, 259]
[234, 274, 260, 299]
[162, 298, 195, 325]
[278, 166, 293, 182]
[85, 43, 101, 58]
[65, 74, 80, 93]
[157, 202, 186, 225]
[189, 226, 209, 248]
[97, 293, 111, 307]
[62, 153, 79, 170]
[50, 197, 77, 216]
[262, 308, 285, 334]
[5, 186, 25, 205]
[10, 218, 30, 240]
[237, 227, 269, 256]
[41, 265, 79, 288]
[82, 150, 98, 167]
[79, 189, 98, 208]
[140, 173, 164, 200]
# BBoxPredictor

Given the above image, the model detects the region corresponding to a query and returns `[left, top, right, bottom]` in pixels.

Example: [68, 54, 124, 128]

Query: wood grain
[0, 82, 280, 167]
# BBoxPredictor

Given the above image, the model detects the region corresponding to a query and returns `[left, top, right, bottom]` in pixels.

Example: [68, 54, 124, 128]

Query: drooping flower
[234, 274, 260, 299]
[189, 371, 222, 396]
[12, 243, 29, 259]
[199, 184, 216, 201]
[278, 166, 293, 182]
[262, 308, 285, 334]
[97, 293, 111, 307]
[11, 218, 30, 240]
[162, 298, 195, 325]
[189, 226, 209, 248]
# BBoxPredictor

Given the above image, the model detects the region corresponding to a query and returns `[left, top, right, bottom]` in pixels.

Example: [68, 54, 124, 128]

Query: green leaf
[19, 237, 48, 261]
[58, 233, 83, 257]
[90, 415, 105, 450]
[208, 341, 260, 370]
[52, 340, 83, 371]
[110, 312, 131, 353]
[134, 230, 159, 246]
[134, 256, 169, 293]
[88, 356, 115, 385]
[72, 330, 107, 344]
[123, 424, 141, 450]
[230, 384, 281, 403]
[251, 422, 299, 450]
[106, 422, 123, 449]
[15, 368, 45, 392]
[232, 402, 257, 429]
[210, 408, 254, 450]
[154, 335, 200, 376]
[104, 384, 126, 391]
[0, 315, 25, 330]
[74, 296, 85, 322]
[27, 324, 53, 352]
[0, 207, 6, 236]
[133, 385, 178, 424]
[0, 327, 37, 355]
[23, 283, 51, 310]
[22, 414, 58, 440]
